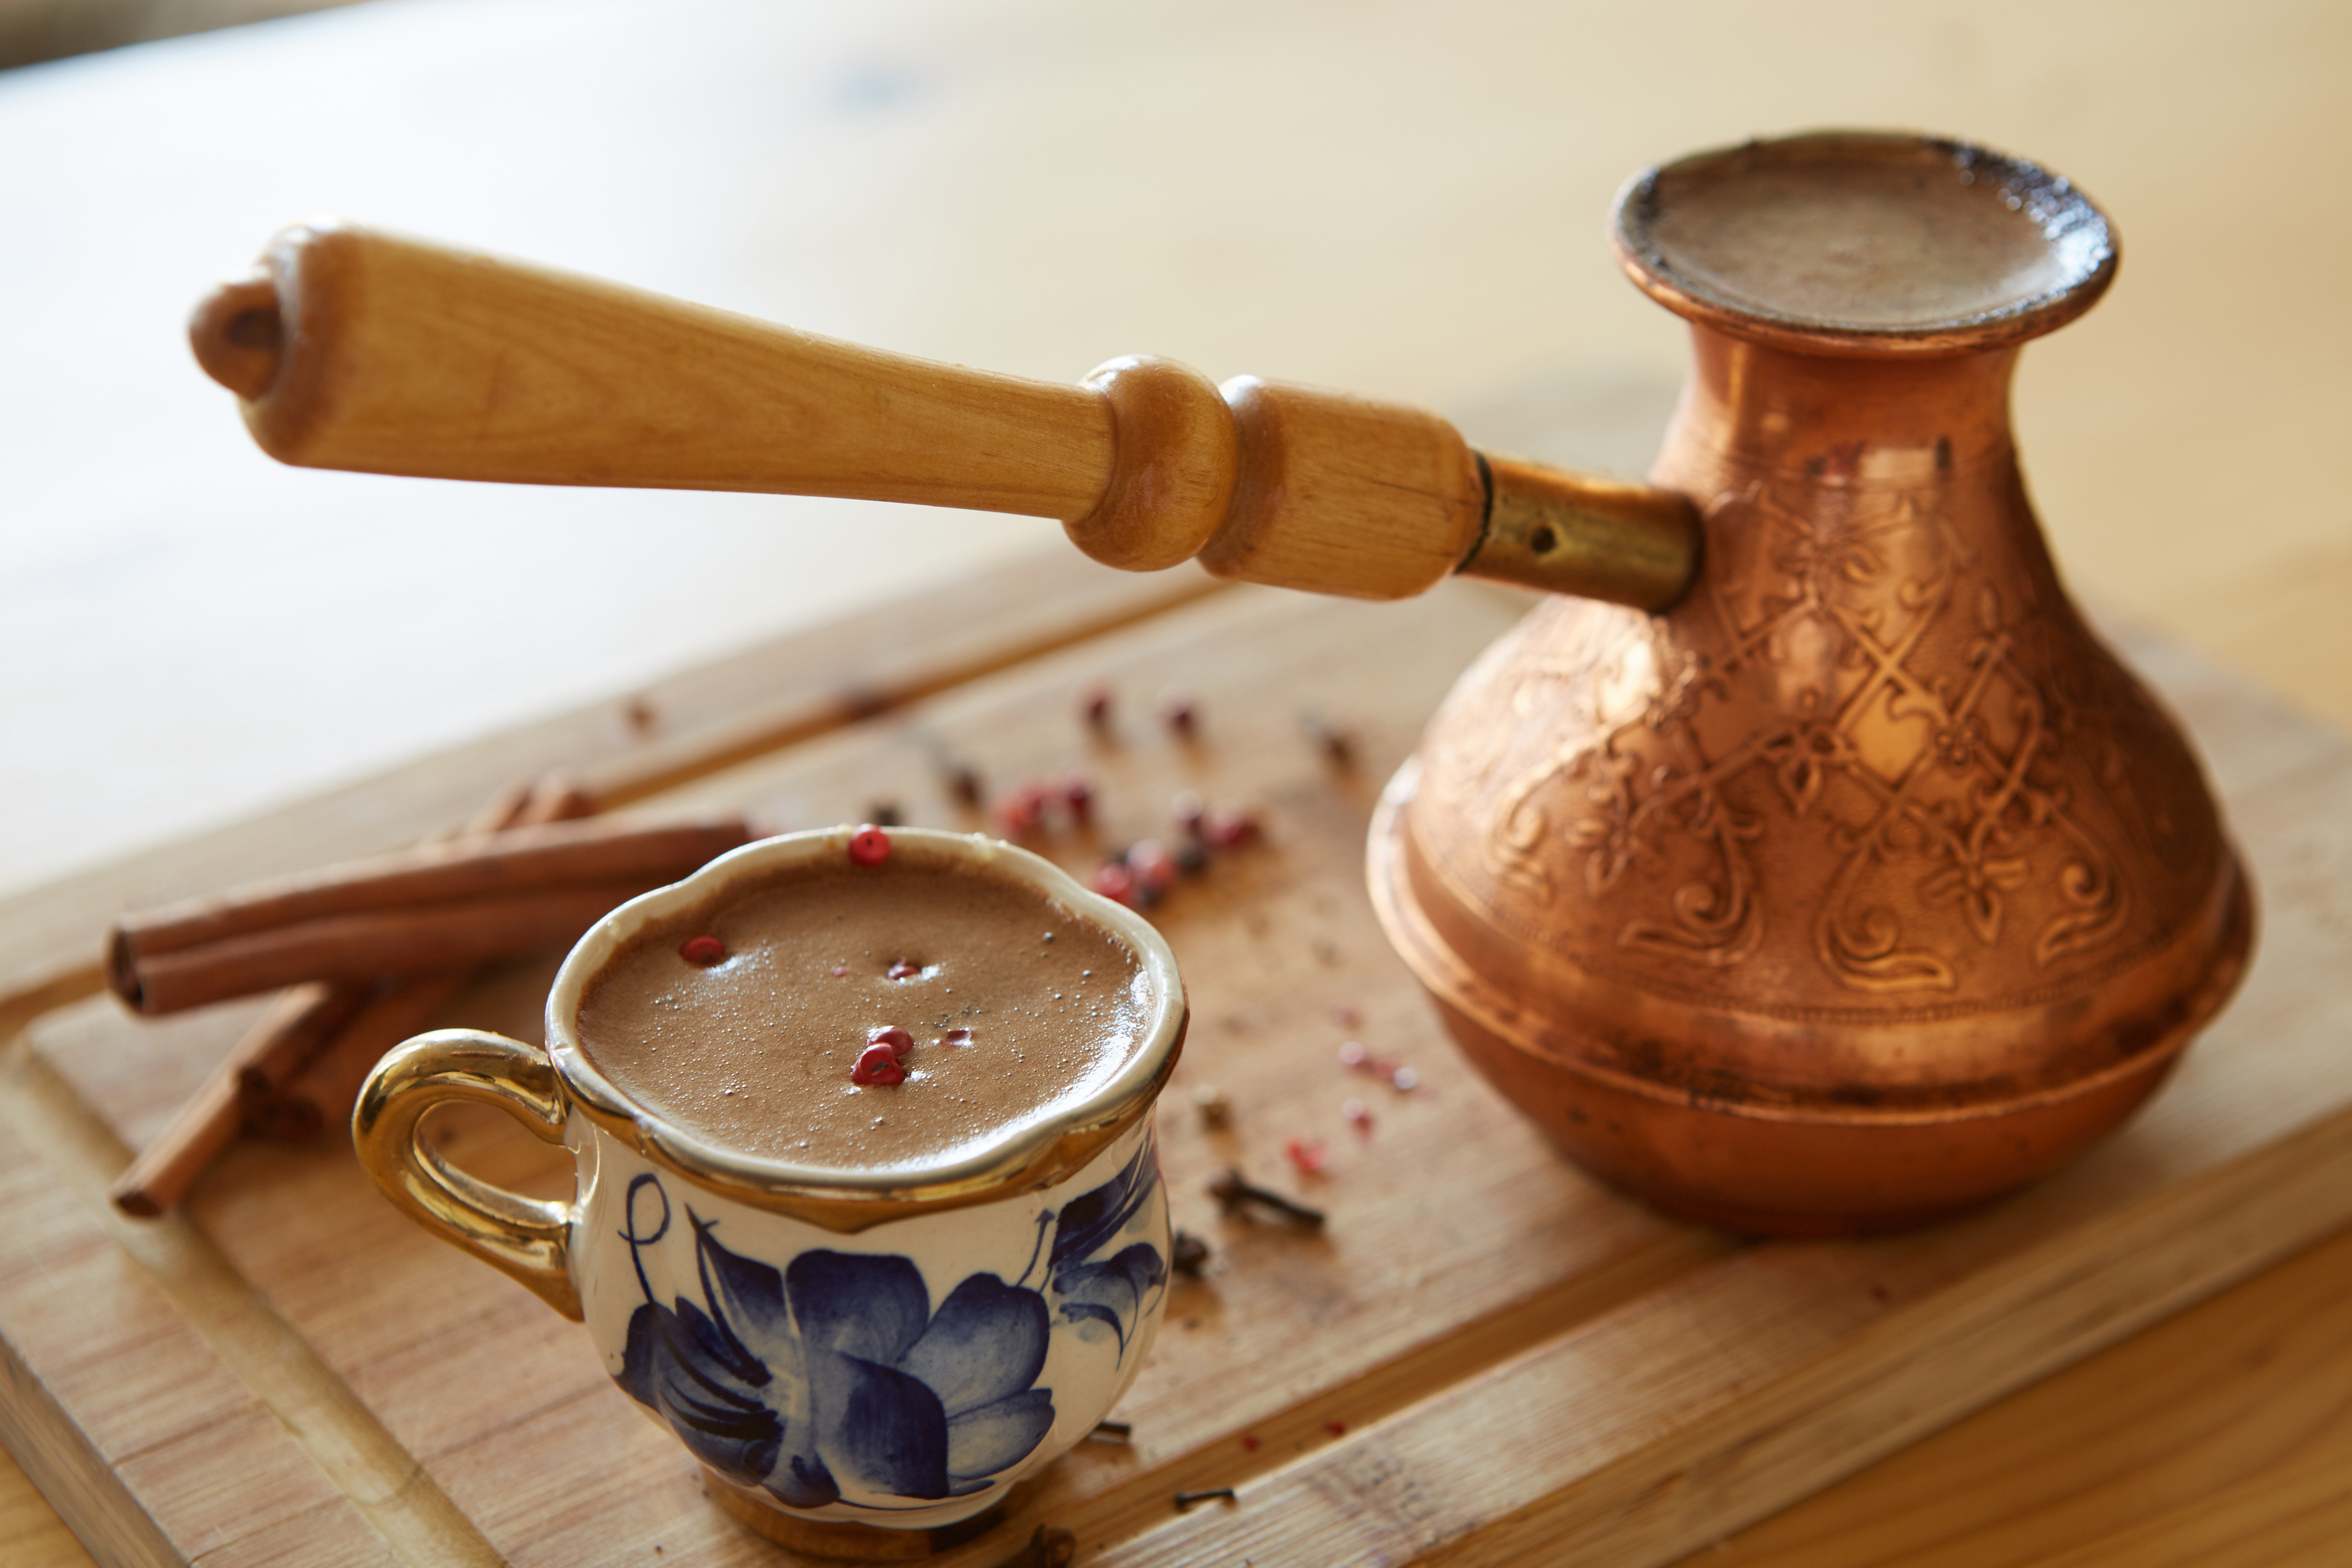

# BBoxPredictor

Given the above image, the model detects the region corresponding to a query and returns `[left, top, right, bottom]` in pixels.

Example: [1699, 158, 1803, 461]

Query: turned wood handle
[190, 221, 1697, 606]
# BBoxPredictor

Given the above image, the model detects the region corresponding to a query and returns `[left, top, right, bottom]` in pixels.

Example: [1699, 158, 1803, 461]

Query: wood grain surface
[5, 1, 2349, 1563]
[6, 572, 2352, 1566]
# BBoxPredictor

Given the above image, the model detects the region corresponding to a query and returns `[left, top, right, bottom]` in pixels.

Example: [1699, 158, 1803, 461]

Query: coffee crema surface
[1641, 147, 2095, 330]
[576, 849, 1147, 1175]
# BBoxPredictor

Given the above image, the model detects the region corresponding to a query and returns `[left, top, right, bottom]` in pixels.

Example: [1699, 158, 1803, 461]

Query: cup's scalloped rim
[544, 825, 1185, 1205]
[1610, 129, 2119, 357]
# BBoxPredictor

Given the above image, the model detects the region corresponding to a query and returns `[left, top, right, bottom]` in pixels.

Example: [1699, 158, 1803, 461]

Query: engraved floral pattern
[1480, 469, 2132, 993]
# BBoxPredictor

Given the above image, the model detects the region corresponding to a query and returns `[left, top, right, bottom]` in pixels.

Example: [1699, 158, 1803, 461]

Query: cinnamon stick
[109, 982, 366, 1215]
[124, 879, 662, 1016]
[233, 777, 578, 1098]
[242, 976, 453, 1141]
[110, 813, 745, 962]
[109, 1053, 244, 1218]
[245, 974, 465, 1142]
[108, 813, 747, 1013]
[108, 776, 598, 1213]
[210, 981, 372, 1103]
[249, 778, 600, 1143]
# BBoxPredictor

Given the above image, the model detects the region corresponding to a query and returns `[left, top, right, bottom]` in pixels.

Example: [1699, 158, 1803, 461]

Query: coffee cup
[354, 826, 1186, 1553]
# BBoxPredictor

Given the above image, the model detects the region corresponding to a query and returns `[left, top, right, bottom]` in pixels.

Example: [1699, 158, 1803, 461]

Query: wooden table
[5, 1, 2349, 1563]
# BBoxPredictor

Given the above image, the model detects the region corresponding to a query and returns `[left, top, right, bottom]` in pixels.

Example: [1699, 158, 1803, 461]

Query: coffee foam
[576, 845, 1146, 1177]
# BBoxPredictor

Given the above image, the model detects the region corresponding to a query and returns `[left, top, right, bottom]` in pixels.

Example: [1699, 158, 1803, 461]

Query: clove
[1299, 707, 1356, 768]
[1209, 1168, 1326, 1229]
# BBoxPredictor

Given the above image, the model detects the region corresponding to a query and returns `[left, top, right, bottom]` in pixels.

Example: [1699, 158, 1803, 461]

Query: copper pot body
[1370, 135, 2253, 1235]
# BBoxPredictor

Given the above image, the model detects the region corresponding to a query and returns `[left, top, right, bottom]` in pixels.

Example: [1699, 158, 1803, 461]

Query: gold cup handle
[353, 1028, 583, 1319]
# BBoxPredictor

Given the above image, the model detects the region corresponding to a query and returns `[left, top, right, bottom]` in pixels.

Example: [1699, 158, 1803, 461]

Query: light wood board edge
[0, 1034, 501, 1568]
[0, 1329, 180, 1568]
[0, 551, 1230, 1039]
[1092, 1102, 2352, 1568]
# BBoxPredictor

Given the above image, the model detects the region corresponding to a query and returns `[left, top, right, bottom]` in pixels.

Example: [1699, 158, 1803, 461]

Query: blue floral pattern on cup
[615, 1140, 1165, 1511]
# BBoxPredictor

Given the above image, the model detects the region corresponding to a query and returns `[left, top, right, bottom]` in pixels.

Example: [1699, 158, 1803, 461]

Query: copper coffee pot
[188, 131, 2250, 1235]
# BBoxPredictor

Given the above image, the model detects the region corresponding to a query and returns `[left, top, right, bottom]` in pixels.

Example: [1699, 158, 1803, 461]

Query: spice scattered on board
[1340, 1039, 1422, 1094]
[1158, 687, 1198, 736]
[1209, 1168, 1326, 1229]
[937, 755, 985, 807]
[1299, 707, 1356, 768]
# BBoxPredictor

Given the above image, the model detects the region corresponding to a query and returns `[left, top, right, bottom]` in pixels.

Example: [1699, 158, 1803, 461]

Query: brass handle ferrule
[1457, 453, 1701, 610]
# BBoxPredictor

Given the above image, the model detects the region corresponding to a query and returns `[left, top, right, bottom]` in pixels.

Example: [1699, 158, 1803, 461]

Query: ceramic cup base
[702, 1471, 1039, 1560]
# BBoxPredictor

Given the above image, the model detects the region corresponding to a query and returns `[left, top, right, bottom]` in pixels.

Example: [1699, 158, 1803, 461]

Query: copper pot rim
[1367, 760, 2254, 1130]
[1610, 129, 2119, 359]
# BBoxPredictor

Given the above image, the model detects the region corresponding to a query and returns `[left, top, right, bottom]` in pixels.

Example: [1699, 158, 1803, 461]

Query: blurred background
[3, 0, 2345, 892]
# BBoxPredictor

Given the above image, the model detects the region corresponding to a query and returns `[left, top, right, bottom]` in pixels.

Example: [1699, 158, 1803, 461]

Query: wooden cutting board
[5, 553, 2350, 1568]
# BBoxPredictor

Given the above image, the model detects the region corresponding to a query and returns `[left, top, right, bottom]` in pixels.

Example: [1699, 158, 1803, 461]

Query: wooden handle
[191, 221, 1695, 604]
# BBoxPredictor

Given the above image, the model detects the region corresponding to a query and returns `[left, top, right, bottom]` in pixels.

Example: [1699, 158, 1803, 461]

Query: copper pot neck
[1664, 327, 2022, 489]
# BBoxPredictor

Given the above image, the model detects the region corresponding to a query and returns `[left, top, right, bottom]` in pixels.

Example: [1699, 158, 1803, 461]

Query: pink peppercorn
[1128, 838, 1178, 892]
[851, 1043, 906, 1085]
[1171, 790, 1205, 837]
[1158, 687, 1197, 736]
[679, 935, 727, 967]
[1205, 806, 1260, 848]
[1284, 1137, 1328, 1175]
[847, 825, 891, 866]
[1064, 772, 1094, 824]
[867, 1025, 913, 1057]
[887, 960, 921, 979]
[1090, 860, 1137, 905]
[994, 783, 1049, 836]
